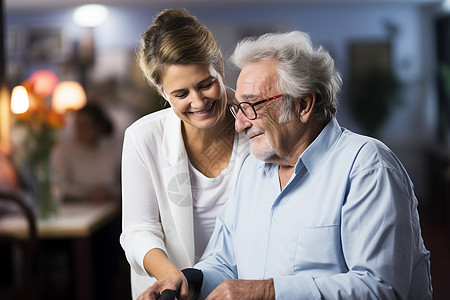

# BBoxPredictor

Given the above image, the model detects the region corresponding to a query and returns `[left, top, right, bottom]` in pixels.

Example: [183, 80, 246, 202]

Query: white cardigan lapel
[161, 109, 195, 266]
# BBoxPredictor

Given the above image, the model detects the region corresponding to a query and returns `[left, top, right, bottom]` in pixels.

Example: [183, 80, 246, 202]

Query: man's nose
[234, 110, 252, 133]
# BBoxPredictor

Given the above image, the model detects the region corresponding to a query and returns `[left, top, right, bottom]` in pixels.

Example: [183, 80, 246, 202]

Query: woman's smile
[190, 100, 216, 116]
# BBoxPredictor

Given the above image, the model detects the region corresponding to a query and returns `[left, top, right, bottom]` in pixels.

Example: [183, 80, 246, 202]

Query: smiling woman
[160, 64, 227, 131]
[119, 8, 249, 300]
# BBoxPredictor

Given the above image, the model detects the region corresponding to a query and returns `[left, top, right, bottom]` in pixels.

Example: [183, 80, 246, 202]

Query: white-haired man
[144, 31, 432, 300]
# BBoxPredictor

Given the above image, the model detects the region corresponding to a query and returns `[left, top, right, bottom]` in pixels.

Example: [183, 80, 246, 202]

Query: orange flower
[14, 74, 66, 168]
[46, 110, 65, 128]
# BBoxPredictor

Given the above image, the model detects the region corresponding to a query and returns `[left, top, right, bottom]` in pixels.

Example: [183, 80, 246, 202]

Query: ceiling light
[443, 0, 450, 11]
[73, 4, 109, 28]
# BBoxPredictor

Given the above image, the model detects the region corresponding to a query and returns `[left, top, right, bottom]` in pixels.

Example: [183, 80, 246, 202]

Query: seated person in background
[144, 31, 432, 300]
[51, 102, 122, 300]
[51, 102, 121, 202]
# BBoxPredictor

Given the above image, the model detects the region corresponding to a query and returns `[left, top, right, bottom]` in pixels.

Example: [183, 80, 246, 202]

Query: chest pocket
[294, 225, 347, 275]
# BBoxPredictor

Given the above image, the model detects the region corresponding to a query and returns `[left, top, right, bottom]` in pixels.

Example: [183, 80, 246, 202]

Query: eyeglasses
[228, 94, 283, 120]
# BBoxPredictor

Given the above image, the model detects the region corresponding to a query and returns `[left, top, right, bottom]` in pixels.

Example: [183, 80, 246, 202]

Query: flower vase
[34, 159, 59, 220]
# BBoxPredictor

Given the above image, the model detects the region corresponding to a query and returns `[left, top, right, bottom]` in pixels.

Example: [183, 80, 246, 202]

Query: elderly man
[144, 31, 432, 300]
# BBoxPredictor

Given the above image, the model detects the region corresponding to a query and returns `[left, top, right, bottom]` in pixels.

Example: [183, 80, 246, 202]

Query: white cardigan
[120, 108, 249, 299]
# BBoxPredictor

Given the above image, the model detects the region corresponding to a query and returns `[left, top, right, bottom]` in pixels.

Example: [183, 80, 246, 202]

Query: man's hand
[206, 278, 275, 300]
[137, 271, 189, 300]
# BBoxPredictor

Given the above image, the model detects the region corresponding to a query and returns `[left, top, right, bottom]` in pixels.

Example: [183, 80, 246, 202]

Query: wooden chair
[0, 189, 38, 300]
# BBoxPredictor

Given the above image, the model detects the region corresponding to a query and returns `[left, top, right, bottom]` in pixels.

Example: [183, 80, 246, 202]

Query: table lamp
[52, 81, 87, 114]
[10, 85, 29, 114]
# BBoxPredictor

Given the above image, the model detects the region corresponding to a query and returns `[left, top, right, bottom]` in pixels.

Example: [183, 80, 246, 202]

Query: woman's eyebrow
[169, 88, 188, 95]
[169, 76, 215, 95]
[197, 76, 215, 85]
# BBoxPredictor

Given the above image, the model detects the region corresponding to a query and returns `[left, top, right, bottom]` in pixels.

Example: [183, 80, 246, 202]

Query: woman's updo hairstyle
[138, 8, 224, 91]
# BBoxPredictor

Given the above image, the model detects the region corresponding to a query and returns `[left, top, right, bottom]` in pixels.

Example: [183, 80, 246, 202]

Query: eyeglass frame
[228, 94, 284, 120]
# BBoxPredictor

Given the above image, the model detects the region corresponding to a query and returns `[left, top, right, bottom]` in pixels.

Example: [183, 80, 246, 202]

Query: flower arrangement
[11, 70, 64, 219]
[15, 85, 65, 168]
[12, 71, 87, 219]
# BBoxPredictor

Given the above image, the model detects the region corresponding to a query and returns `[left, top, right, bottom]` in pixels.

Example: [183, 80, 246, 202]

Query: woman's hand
[137, 270, 189, 300]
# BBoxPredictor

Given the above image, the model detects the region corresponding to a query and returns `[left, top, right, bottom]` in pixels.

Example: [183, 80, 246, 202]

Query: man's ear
[297, 92, 316, 123]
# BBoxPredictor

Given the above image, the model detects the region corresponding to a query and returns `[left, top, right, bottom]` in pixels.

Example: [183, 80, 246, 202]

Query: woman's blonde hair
[138, 8, 224, 91]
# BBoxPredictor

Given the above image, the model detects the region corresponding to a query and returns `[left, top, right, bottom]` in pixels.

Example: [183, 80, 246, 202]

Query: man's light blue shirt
[195, 118, 432, 299]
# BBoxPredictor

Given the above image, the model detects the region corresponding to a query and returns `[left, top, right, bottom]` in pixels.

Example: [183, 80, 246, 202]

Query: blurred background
[0, 0, 450, 299]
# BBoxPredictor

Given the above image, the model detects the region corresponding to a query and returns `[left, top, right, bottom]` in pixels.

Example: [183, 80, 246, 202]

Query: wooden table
[0, 201, 121, 300]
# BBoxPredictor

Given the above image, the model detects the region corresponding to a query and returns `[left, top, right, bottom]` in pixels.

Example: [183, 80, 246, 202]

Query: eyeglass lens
[229, 103, 256, 120]
[229, 94, 283, 120]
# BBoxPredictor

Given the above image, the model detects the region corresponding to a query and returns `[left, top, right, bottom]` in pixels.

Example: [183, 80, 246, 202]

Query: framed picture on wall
[350, 41, 391, 81]
[6, 26, 26, 57]
[28, 27, 64, 63]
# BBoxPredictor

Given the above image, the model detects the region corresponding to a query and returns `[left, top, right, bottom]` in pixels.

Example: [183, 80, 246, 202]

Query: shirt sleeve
[120, 128, 167, 276]
[273, 164, 416, 299]
[194, 202, 239, 298]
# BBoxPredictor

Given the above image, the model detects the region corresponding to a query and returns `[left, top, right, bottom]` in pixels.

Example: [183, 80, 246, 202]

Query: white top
[119, 108, 249, 299]
[189, 135, 238, 261]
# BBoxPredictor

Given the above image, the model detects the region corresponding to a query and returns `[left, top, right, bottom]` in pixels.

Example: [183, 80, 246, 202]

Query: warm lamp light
[10, 85, 29, 114]
[52, 81, 87, 114]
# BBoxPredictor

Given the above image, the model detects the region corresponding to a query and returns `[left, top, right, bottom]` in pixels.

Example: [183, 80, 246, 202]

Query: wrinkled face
[160, 64, 227, 130]
[234, 59, 295, 162]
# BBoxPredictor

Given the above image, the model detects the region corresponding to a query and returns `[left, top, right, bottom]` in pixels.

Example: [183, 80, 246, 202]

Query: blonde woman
[120, 8, 249, 300]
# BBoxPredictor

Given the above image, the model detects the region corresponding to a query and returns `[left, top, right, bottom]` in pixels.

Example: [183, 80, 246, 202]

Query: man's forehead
[236, 65, 278, 100]
[236, 60, 278, 96]
[235, 82, 264, 101]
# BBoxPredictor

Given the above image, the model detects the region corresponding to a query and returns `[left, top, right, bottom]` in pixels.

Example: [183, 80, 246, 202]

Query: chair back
[0, 189, 38, 299]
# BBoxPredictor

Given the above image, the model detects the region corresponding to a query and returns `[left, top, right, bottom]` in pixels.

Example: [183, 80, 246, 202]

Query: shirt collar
[294, 117, 342, 175]
[258, 118, 342, 176]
